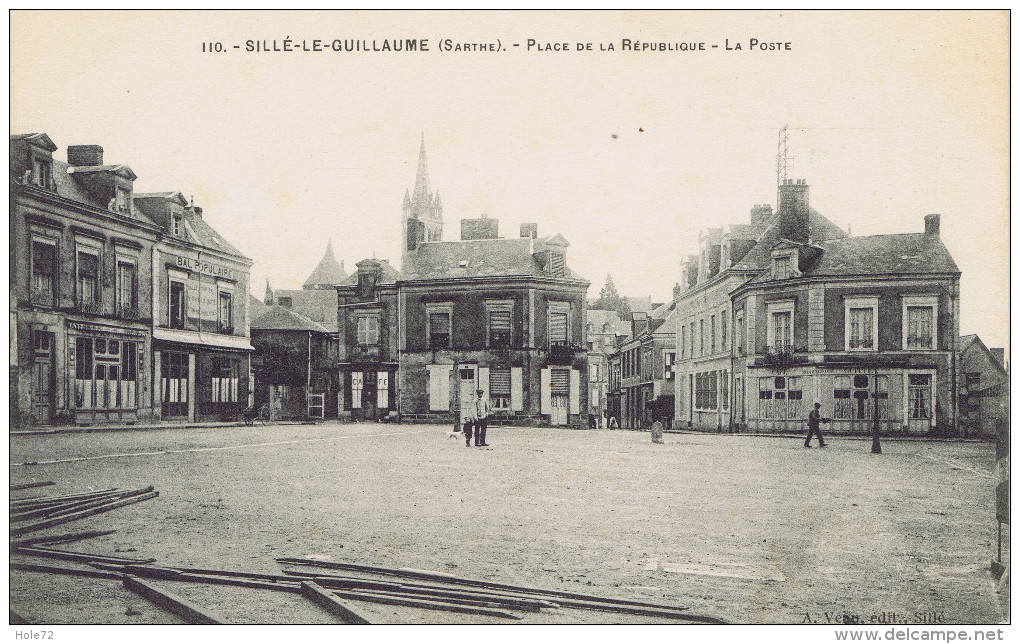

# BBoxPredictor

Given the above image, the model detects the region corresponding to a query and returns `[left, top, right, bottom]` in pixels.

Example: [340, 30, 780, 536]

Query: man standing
[473, 388, 491, 447]
[805, 402, 829, 448]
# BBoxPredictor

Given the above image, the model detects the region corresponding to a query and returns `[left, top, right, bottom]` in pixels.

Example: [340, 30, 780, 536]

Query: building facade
[135, 192, 253, 423]
[704, 180, 961, 436]
[10, 135, 160, 427]
[335, 258, 402, 422]
[586, 309, 630, 427]
[616, 305, 677, 430]
[958, 334, 1008, 439]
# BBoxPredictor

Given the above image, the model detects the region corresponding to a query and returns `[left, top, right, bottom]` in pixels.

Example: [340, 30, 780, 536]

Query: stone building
[134, 192, 253, 423]
[615, 303, 678, 430]
[250, 305, 338, 420]
[335, 258, 402, 421]
[958, 334, 1008, 439]
[586, 309, 630, 427]
[10, 134, 161, 427]
[676, 178, 961, 436]
[267, 241, 347, 333]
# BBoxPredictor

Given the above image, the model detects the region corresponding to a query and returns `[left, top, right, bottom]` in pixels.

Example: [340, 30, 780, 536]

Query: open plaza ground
[8, 422, 1008, 625]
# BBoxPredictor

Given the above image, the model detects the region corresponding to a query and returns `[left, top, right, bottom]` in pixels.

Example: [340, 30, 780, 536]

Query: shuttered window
[490, 368, 511, 396]
[549, 312, 568, 345]
[429, 312, 450, 348]
[551, 368, 570, 394]
[489, 309, 511, 346]
[549, 252, 565, 277]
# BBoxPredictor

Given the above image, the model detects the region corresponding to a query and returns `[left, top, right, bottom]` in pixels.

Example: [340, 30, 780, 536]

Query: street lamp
[871, 372, 882, 454]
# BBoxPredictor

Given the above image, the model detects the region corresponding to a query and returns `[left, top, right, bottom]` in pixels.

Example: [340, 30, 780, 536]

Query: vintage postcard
[8, 9, 1010, 640]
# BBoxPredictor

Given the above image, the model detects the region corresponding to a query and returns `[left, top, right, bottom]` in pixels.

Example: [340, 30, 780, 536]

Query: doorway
[31, 331, 54, 424]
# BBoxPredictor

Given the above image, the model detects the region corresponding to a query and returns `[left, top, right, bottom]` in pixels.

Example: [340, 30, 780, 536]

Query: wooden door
[31, 331, 54, 424]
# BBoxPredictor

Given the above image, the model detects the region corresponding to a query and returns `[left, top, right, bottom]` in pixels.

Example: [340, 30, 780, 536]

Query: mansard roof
[402, 237, 584, 282]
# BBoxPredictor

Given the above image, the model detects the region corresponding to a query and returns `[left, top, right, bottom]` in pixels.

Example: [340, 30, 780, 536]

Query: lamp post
[871, 372, 882, 454]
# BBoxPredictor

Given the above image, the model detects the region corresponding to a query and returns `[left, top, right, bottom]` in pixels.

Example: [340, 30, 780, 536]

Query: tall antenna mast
[776, 124, 790, 208]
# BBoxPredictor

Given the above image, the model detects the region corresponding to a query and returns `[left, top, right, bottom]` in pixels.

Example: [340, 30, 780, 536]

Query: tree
[593, 274, 631, 316]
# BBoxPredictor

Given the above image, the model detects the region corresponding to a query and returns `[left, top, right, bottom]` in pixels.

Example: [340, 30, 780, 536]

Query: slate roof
[251, 305, 330, 333]
[303, 241, 347, 287]
[625, 296, 654, 312]
[249, 293, 270, 322]
[650, 307, 679, 335]
[732, 208, 847, 271]
[587, 309, 631, 336]
[959, 334, 978, 353]
[338, 259, 403, 286]
[402, 238, 583, 281]
[270, 289, 339, 332]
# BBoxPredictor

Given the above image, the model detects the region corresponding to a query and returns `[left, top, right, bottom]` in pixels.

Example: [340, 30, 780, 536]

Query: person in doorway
[473, 388, 491, 447]
[805, 402, 830, 448]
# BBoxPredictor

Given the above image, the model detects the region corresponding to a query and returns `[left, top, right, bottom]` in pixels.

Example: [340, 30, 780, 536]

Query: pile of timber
[10, 486, 160, 537]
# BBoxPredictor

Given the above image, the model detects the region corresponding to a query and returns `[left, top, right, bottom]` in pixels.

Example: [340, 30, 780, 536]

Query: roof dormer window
[33, 158, 52, 190]
[116, 186, 131, 214]
[171, 214, 182, 237]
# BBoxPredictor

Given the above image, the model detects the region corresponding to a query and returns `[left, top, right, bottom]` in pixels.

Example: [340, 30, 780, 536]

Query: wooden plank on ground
[122, 576, 228, 625]
[11, 491, 159, 536]
[10, 481, 55, 491]
[300, 581, 372, 624]
[12, 546, 156, 566]
[329, 589, 522, 620]
[10, 488, 119, 508]
[10, 529, 118, 548]
[11, 489, 141, 521]
[11, 561, 125, 580]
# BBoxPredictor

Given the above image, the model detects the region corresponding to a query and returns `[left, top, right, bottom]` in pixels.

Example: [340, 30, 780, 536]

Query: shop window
[909, 374, 932, 420]
[31, 239, 57, 306]
[695, 371, 718, 410]
[377, 371, 389, 409]
[833, 374, 888, 420]
[211, 359, 239, 403]
[351, 371, 363, 408]
[759, 376, 802, 420]
[357, 316, 379, 345]
[74, 337, 137, 409]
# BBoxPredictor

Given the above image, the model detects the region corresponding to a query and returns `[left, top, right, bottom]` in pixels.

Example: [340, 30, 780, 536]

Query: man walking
[473, 388, 491, 447]
[805, 402, 829, 448]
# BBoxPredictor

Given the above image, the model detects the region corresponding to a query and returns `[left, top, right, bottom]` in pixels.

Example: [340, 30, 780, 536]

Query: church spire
[264, 279, 274, 306]
[412, 132, 430, 203]
[402, 133, 443, 271]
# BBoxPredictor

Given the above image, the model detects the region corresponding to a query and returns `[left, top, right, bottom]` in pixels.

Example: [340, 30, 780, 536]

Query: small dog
[446, 428, 461, 440]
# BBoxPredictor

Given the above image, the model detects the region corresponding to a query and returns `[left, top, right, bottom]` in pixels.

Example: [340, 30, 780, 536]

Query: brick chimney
[520, 223, 538, 239]
[777, 179, 810, 243]
[925, 213, 940, 236]
[750, 203, 773, 228]
[67, 145, 104, 167]
[461, 214, 499, 240]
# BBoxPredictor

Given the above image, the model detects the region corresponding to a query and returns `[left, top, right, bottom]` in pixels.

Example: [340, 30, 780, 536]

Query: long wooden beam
[11, 491, 159, 536]
[12, 546, 156, 566]
[329, 589, 522, 619]
[10, 488, 119, 507]
[122, 576, 228, 625]
[10, 529, 118, 548]
[11, 561, 125, 580]
[10, 481, 55, 491]
[300, 582, 372, 624]
[11, 489, 143, 521]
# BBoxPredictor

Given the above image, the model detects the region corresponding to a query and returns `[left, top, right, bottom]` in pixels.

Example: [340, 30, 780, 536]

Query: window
[965, 372, 981, 389]
[548, 252, 565, 277]
[116, 187, 131, 213]
[690, 322, 696, 357]
[171, 215, 182, 237]
[844, 296, 878, 351]
[210, 359, 239, 403]
[833, 374, 889, 420]
[590, 363, 600, 382]
[428, 311, 451, 349]
[909, 374, 932, 419]
[664, 352, 676, 380]
[721, 312, 728, 350]
[218, 291, 233, 333]
[377, 372, 389, 409]
[76, 250, 100, 309]
[116, 261, 138, 317]
[549, 309, 569, 347]
[905, 300, 934, 351]
[169, 280, 186, 329]
[695, 371, 718, 410]
[710, 315, 717, 353]
[759, 376, 803, 419]
[34, 158, 52, 189]
[773, 255, 792, 279]
[699, 319, 705, 356]
[487, 304, 512, 348]
[680, 325, 687, 358]
[735, 312, 744, 355]
[357, 316, 379, 345]
[31, 239, 57, 306]
[766, 301, 795, 353]
[490, 367, 511, 410]
[351, 372, 363, 408]
[721, 370, 729, 409]
[74, 337, 137, 409]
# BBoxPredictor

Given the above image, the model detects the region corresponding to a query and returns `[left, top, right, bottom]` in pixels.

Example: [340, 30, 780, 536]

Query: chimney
[777, 179, 810, 243]
[520, 223, 538, 239]
[460, 215, 499, 240]
[925, 213, 940, 237]
[672, 283, 682, 302]
[631, 311, 649, 338]
[67, 145, 104, 167]
[685, 254, 699, 287]
[356, 258, 382, 298]
[750, 203, 773, 228]
[991, 348, 1005, 368]
[406, 217, 425, 252]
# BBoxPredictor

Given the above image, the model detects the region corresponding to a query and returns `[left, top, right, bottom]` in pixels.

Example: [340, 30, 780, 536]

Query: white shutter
[478, 367, 490, 407]
[540, 368, 552, 413]
[511, 367, 523, 411]
[569, 368, 580, 415]
[428, 364, 452, 411]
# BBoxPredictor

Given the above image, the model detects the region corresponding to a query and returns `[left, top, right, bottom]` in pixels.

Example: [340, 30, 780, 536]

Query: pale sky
[10, 10, 1010, 353]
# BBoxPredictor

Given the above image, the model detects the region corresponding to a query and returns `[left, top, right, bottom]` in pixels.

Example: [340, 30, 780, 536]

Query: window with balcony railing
[31, 239, 56, 307]
[76, 251, 100, 314]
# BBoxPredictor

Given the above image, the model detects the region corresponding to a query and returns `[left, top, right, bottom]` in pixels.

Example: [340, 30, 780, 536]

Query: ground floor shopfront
[152, 332, 253, 423]
[338, 363, 398, 422]
[738, 365, 944, 435]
